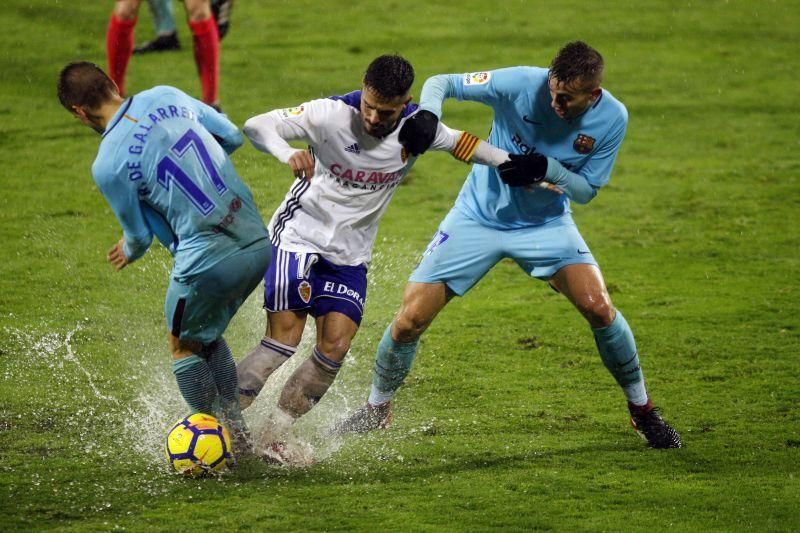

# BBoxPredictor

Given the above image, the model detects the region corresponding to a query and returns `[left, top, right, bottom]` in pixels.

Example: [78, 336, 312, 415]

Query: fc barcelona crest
[298, 281, 312, 303]
[573, 133, 595, 154]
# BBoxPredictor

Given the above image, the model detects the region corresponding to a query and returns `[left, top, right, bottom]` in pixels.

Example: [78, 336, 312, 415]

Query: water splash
[62, 323, 119, 404]
[4, 321, 118, 403]
[1, 238, 414, 475]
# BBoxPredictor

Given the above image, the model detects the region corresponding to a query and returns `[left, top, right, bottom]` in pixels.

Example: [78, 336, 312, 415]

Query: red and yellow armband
[452, 132, 480, 163]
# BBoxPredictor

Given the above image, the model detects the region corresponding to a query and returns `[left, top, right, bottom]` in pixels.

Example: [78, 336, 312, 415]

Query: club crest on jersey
[400, 147, 408, 163]
[573, 133, 595, 154]
[298, 280, 312, 303]
[463, 72, 491, 86]
[281, 105, 305, 118]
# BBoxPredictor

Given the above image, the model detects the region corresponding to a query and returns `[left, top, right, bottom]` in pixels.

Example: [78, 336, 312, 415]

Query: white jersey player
[236, 55, 510, 464]
[248, 93, 485, 265]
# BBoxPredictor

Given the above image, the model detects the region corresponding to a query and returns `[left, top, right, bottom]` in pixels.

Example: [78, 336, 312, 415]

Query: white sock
[368, 383, 395, 406]
[623, 379, 648, 406]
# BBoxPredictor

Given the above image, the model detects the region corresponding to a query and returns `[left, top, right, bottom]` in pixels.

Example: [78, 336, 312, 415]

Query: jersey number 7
[156, 129, 228, 216]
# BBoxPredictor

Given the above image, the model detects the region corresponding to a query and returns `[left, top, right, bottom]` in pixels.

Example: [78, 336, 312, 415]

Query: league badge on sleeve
[280, 105, 306, 119]
[573, 133, 596, 154]
[463, 72, 491, 86]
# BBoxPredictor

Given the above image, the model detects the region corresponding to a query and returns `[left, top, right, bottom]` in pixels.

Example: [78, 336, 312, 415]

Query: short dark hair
[363, 55, 414, 99]
[549, 41, 604, 89]
[57, 61, 117, 111]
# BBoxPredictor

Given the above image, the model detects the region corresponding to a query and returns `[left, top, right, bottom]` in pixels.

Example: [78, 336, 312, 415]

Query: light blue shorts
[164, 240, 271, 345]
[410, 207, 597, 296]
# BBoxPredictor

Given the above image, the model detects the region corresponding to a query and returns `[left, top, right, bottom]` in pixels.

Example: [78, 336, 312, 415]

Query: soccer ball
[165, 413, 233, 477]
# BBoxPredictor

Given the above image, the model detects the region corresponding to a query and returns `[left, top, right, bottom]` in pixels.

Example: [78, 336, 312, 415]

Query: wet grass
[1, 0, 799, 530]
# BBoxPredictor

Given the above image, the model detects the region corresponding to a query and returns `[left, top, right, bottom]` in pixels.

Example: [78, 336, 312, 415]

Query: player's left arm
[93, 159, 154, 269]
[192, 98, 244, 154]
[429, 121, 509, 167]
[141, 203, 178, 255]
[544, 118, 628, 204]
[499, 117, 627, 203]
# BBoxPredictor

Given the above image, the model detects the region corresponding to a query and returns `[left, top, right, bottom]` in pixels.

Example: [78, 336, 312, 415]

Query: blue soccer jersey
[91, 86, 268, 278]
[419, 67, 628, 229]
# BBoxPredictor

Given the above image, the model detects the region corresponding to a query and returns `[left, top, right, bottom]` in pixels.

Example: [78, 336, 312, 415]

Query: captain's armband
[452, 132, 480, 163]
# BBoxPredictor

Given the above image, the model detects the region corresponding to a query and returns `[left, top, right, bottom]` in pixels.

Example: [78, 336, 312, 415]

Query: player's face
[547, 75, 600, 120]
[360, 87, 410, 138]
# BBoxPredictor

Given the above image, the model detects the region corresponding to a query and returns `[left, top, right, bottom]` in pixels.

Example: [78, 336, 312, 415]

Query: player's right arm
[401, 69, 528, 156]
[92, 155, 154, 266]
[243, 103, 318, 180]
[419, 68, 531, 116]
[417, 74, 460, 117]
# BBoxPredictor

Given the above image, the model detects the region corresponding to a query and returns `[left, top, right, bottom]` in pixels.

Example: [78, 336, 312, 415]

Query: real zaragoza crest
[298, 281, 312, 303]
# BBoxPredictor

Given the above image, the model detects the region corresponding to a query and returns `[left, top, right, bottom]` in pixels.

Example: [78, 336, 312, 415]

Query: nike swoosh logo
[522, 115, 542, 125]
[577, 249, 591, 255]
[616, 354, 638, 367]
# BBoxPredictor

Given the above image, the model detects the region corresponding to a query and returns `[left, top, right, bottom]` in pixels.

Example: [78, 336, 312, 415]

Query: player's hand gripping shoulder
[107, 238, 131, 271]
[498, 152, 548, 187]
[398, 110, 439, 156]
[287, 149, 315, 181]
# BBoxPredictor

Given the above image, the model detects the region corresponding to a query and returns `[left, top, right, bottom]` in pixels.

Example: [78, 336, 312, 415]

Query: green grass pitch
[1, 0, 799, 530]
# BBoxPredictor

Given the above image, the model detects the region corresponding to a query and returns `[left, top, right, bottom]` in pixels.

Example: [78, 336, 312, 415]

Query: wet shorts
[410, 207, 597, 295]
[264, 245, 368, 325]
[165, 240, 271, 344]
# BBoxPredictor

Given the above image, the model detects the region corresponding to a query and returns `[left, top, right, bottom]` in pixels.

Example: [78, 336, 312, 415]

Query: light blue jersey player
[58, 62, 270, 448]
[336, 42, 682, 449]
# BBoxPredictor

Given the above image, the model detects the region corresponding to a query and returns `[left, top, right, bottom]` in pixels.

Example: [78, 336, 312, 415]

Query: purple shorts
[264, 245, 368, 325]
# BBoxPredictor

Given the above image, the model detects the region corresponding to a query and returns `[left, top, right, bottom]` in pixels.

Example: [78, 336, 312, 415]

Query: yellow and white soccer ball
[165, 413, 233, 477]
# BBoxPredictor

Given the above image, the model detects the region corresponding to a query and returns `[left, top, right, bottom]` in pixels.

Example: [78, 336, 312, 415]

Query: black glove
[398, 110, 439, 156]
[497, 152, 548, 187]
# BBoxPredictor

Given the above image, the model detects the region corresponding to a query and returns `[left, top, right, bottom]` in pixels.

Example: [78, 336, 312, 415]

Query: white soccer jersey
[244, 93, 468, 266]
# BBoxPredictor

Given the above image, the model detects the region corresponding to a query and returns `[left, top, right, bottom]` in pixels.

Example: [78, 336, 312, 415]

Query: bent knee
[185, 1, 212, 21]
[114, 2, 140, 20]
[581, 300, 615, 328]
[316, 338, 352, 360]
[393, 310, 430, 342]
[168, 334, 202, 360]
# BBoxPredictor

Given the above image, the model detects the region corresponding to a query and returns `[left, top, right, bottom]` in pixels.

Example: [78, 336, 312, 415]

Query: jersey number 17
[156, 129, 228, 215]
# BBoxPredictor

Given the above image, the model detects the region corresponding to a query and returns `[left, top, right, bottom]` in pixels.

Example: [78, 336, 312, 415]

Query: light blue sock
[147, 0, 177, 35]
[370, 325, 420, 402]
[205, 337, 243, 424]
[172, 355, 218, 414]
[592, 311, 647, 404]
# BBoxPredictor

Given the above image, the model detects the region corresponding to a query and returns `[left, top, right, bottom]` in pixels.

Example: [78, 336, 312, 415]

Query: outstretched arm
[420, 68, 534, 115]
[404, 69, 526, 156]
[418, 74, 461, 117]
[428, 121, 509, 167]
